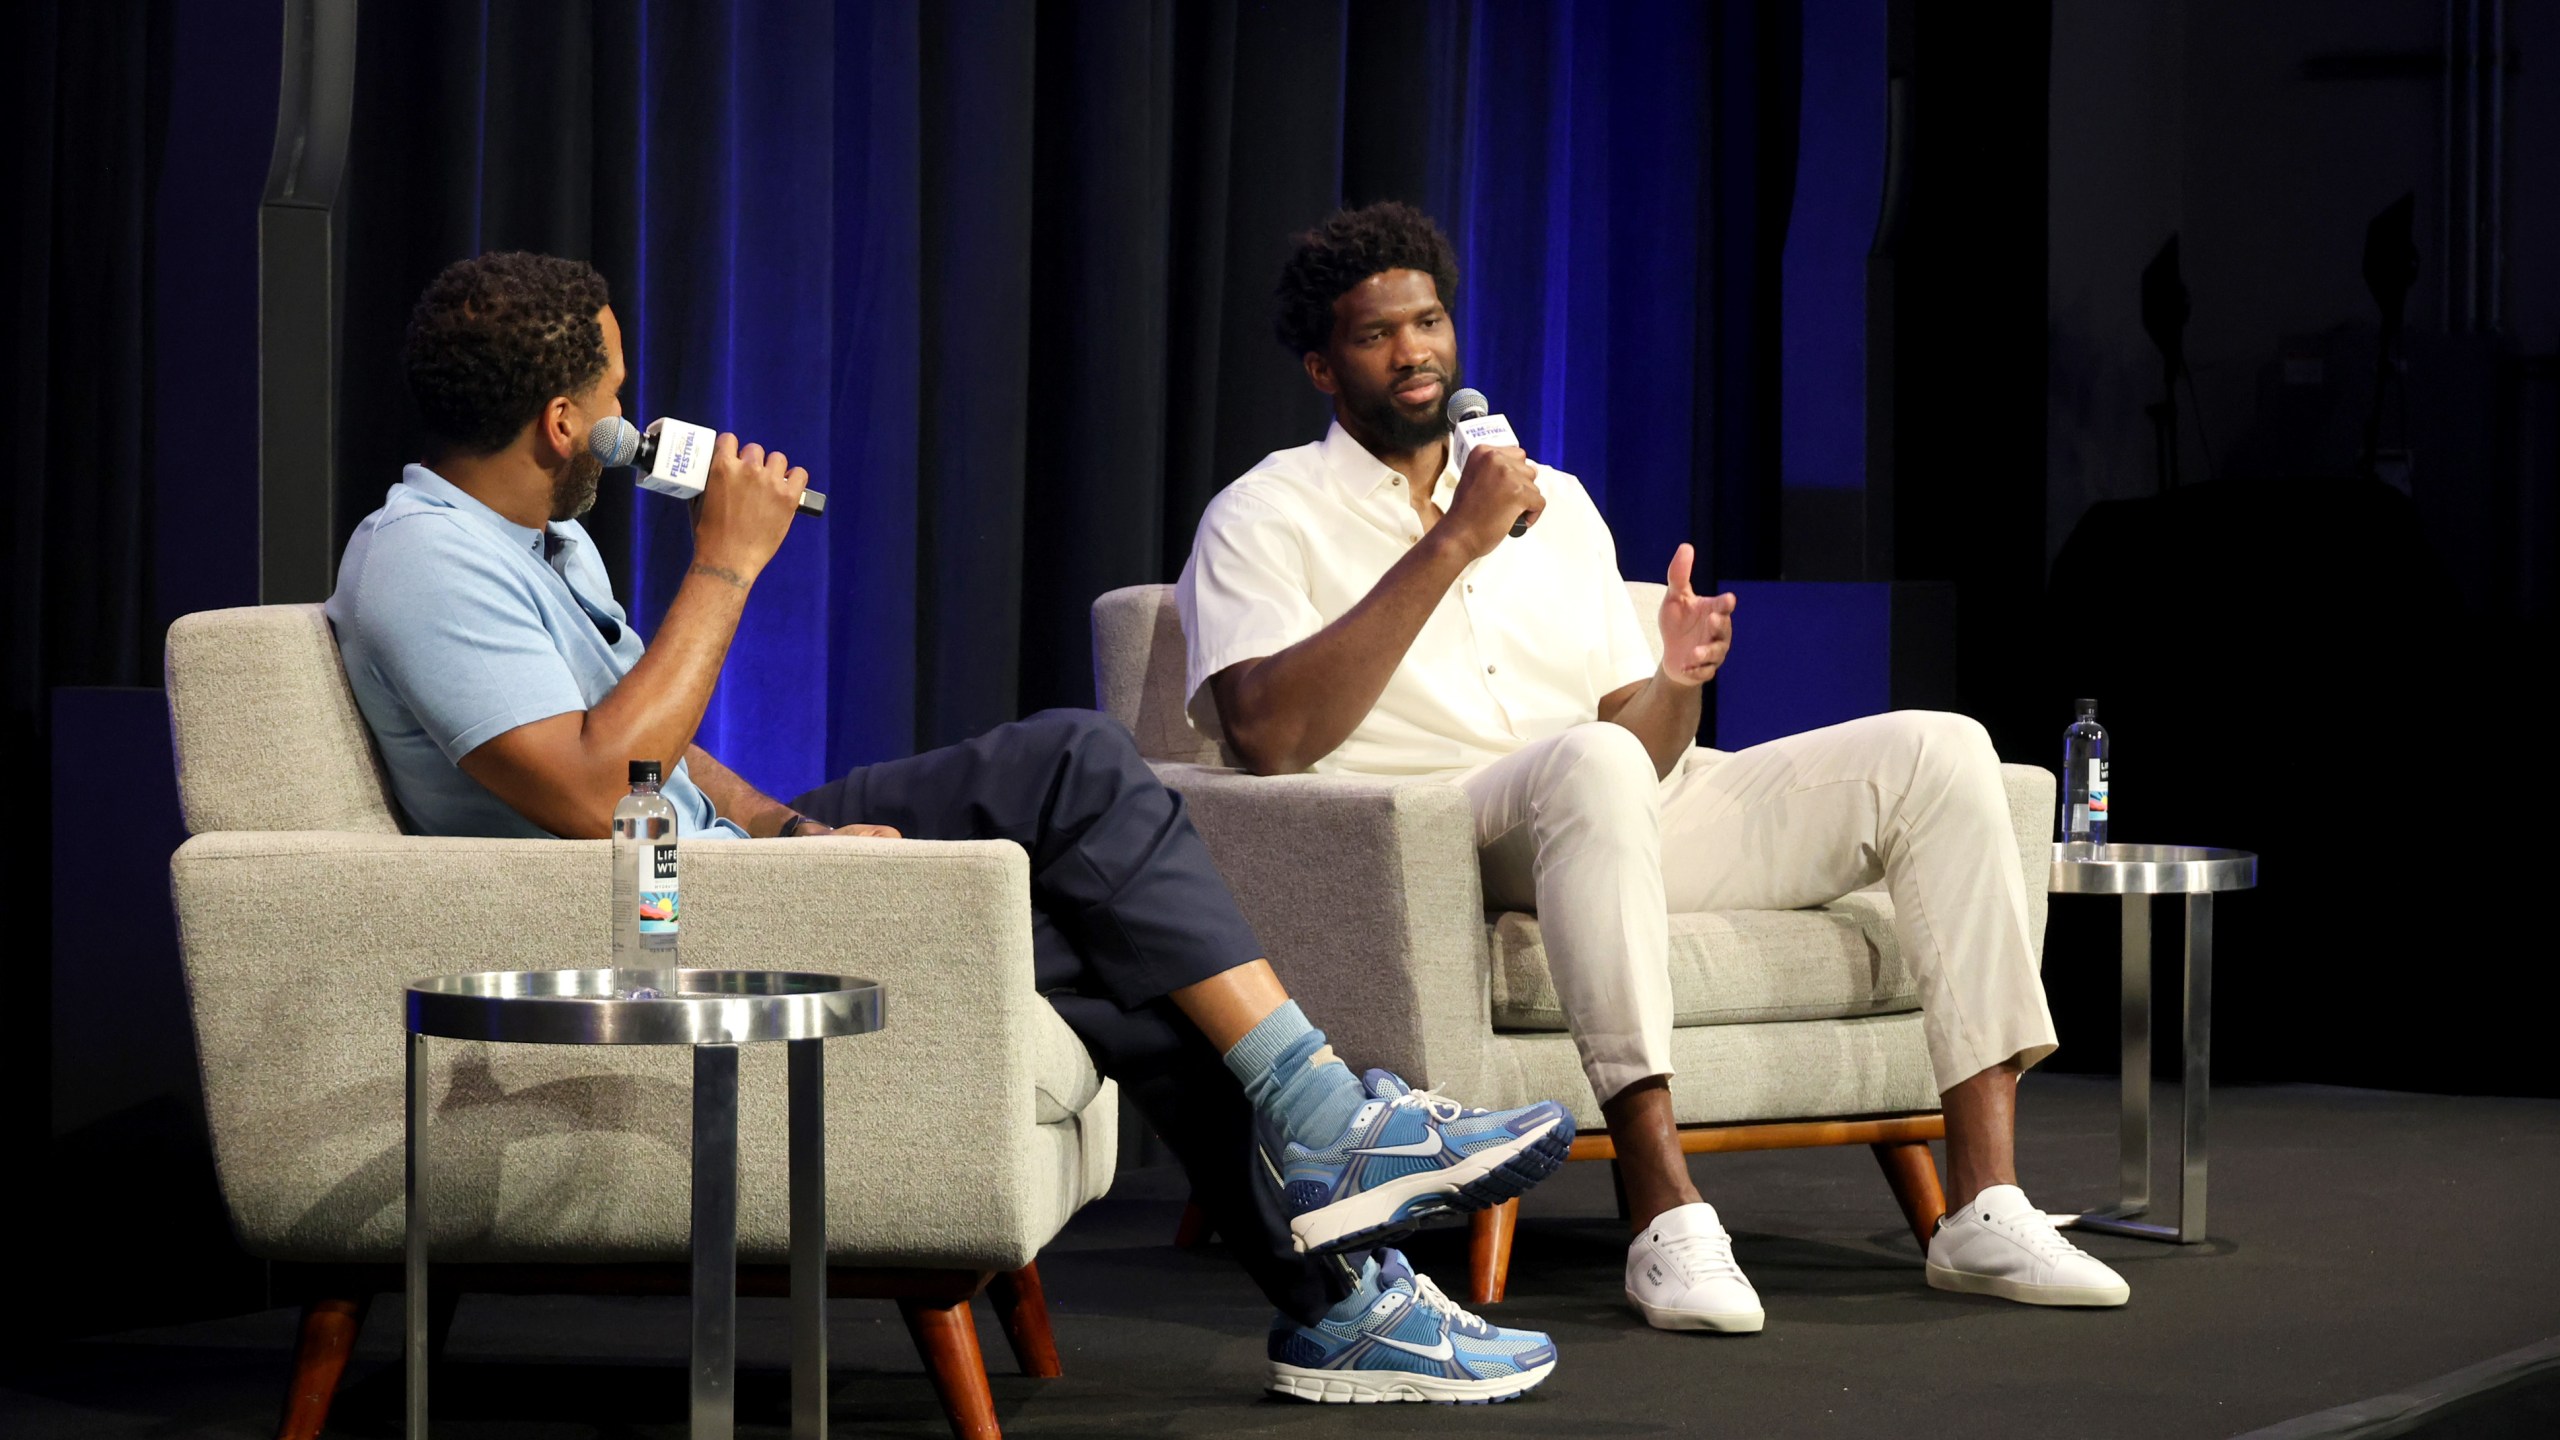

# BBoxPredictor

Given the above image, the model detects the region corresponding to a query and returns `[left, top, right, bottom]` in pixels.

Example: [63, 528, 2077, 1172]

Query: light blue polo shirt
[326, 465, 744, 840]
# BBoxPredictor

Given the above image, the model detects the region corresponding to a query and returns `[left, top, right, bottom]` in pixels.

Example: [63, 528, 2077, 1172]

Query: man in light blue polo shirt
[331, 463, 749, 839]
[322, 251, 1575, 1405]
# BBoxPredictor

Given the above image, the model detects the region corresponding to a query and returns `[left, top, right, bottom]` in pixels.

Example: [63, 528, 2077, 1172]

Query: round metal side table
[405, 968, 884, 1439]
[2049, 844, 2255, 1244]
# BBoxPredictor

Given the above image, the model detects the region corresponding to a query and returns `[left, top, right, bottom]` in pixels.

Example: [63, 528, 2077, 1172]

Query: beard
[1341, 362, 1459, 453]
[551, 452, 602, 521]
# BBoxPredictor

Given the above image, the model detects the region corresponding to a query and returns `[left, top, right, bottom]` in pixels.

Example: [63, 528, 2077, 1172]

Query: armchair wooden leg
[898, 1292, 1002, 1440]
[1467, 1199, 1519, 1306]
[985, 1263, 1062, 1379]
[1171, 1199, 1215, 1249]
[1872, 1139, 1948, 1249]
[277, 1295, 367, 1440]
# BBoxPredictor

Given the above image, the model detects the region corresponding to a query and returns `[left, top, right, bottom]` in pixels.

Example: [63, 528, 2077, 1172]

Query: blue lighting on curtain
[1452, 0, 1710, 571]
[620, 0, 836, 794]
[1783, 0, 1885, 493]
[595, 0, 1831, 792]
[823, 0, 925, 776]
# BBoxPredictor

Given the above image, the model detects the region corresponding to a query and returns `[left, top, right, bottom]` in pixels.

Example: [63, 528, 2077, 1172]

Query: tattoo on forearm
[687, 562, 750, 592]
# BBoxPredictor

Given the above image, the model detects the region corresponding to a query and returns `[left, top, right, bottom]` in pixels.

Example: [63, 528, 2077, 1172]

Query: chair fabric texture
[165, 605, 1115, 1271]
[165, 606, 405, 836]
[1089, 584, 2056, 1127]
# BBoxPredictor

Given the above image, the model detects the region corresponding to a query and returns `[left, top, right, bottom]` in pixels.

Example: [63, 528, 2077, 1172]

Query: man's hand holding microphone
[587, 412, 821, 593]
[682, 433, 809, 592]
[1432, 442, 1548, 563]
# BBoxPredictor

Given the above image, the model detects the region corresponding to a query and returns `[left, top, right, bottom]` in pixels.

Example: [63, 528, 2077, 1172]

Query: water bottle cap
[2074, 698, 2098, 716]
[629, 759, 662, 784]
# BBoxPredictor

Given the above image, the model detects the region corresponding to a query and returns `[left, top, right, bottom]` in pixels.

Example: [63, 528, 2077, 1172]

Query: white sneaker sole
[1269, 1359, 1556, 1404]
[1925, 1262, 2130, 1307]
[1628, 1292, 1766, 1333]
[1287, 1117, 1563, 1255]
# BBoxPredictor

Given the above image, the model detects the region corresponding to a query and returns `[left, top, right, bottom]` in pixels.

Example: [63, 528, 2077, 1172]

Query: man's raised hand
[1657, 542, 1736, 688]
[1439, 444, 1546, 560]
[688, 432, 809, 588]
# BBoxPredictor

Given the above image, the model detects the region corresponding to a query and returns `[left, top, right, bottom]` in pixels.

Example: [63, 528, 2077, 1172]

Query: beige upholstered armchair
[1091, 582, 2055, 1304]
[165, 604, 1117, 1440]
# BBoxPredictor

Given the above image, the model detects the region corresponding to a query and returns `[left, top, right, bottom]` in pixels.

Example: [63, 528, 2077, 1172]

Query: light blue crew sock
[1223, 999, 1368, 1151]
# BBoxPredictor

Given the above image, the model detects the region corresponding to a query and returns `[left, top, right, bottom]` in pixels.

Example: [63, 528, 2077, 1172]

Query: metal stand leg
[2075, 894, 2175, 1241]
[2074, 891, 2219, 1244]
[2118, 893, 2152, 1214]
[692, 1043, 740, 1440]
[406, 1032, 429, 1438]
[2178, 893, 2213, 1243]
[789, 1038, 827, 1439]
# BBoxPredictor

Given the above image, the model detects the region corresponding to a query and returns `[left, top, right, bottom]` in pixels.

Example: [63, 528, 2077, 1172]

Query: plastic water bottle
[2060, 699, 2110, 858]
[612, 759, 679, 993]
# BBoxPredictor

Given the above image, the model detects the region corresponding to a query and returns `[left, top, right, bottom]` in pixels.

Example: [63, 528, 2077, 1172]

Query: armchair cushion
[1489, 892, 1915, 1033]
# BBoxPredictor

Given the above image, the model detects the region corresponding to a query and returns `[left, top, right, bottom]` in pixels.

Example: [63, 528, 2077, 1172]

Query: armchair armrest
[169, 831, 1077, 1268]
[1153, 765, 1501, 1098]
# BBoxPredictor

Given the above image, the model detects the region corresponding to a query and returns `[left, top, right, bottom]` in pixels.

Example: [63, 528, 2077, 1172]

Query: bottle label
[639, 840, 679, 935]
[2088, 758, 2109, 817]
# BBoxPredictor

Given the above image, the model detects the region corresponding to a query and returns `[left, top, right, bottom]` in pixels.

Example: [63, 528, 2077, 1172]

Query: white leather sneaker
[1926, 1184, 2131, 1306]
[1625, 1201, 1766, 1332]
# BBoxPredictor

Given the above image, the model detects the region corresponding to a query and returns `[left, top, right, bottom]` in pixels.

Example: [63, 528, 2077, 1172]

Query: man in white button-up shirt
[1179, 203, 2129, 1332]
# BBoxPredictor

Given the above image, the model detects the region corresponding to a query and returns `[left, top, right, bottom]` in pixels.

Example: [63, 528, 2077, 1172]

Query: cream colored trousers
[1459, 711, 2057, 1104]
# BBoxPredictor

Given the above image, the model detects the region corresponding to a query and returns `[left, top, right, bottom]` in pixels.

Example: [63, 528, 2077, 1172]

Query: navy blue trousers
[791, 709, 1339, 1323]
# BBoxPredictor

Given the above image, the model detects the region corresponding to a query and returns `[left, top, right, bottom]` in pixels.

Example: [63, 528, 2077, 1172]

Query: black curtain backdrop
[4, 4, 165, 736]
[4, 1, 169, 1284]
[1890, 1, 2051, 759]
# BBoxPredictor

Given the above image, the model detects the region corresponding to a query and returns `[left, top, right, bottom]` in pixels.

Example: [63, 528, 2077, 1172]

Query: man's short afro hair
[404, 251, 612, 456]
[1272, 201, 1459, 357]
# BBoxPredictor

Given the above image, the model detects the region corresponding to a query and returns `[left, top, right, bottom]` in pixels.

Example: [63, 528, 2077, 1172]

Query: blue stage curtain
[623, 1, 840, 790]
[336, 0, 1794, 796]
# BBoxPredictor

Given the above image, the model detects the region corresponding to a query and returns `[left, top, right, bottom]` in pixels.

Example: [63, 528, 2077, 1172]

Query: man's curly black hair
[1272, 201, 1460, 357]
[403, 252, 612, 456]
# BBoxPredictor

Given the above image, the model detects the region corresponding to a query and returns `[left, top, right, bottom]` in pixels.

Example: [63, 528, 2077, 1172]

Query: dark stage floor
[8, 1076, 2558, 1438]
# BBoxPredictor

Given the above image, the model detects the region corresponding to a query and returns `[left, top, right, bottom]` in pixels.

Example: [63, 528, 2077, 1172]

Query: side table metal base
[2048, 846, 2254, 1248]
[2064, 891, 2211, 1244]
[404, 970, 879, 1439]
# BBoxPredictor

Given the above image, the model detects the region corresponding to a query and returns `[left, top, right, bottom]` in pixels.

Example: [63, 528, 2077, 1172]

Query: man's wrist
[1414, 526, 1480, 575]
[746, 803, 803, 838]
[687, 557, 755, 592]
[1656, 661, 1707, 692]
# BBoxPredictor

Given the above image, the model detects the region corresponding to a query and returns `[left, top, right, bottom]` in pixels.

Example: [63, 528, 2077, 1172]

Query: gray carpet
[9, 1075, 2558, 1438]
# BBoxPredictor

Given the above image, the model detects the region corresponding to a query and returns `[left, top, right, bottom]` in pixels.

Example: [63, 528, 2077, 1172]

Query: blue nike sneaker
[1281, 1069, 1573, 1256]
[1268, 1249, 1557, 1403]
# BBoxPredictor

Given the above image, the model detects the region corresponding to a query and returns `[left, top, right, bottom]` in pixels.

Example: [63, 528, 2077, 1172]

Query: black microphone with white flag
[1446, 387, 1533, 538]
[588, 415, 827, 517]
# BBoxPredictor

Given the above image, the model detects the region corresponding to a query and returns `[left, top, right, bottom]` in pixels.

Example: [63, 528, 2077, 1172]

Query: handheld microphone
[1446, 388, 1533, 538]
[589, 415, 827, 517]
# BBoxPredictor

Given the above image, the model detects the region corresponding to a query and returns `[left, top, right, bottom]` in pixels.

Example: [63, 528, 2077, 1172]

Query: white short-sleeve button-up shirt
[1177, 420, 1659, 777]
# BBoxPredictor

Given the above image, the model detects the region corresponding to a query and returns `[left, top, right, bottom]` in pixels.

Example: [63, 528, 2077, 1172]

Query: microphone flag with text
[588, 415, 827, 517]
[1446, 387, 1533, 538]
